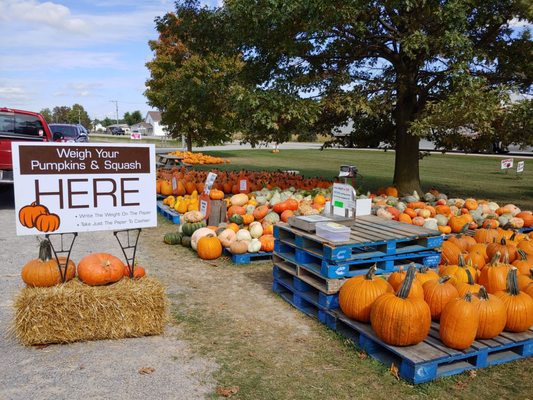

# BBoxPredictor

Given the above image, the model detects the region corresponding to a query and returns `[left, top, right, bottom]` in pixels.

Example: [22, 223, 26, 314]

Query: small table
[156, 154, 191, 169]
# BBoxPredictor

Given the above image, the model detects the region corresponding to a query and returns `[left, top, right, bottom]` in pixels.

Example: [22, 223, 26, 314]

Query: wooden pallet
[275, 217, 443, 262]
[274, 240, 440, 279]
[223, 248, 273, 265]
[272, 254, 346, 295]
[272, 270, 533, 384]
[156, 201, 181, 224]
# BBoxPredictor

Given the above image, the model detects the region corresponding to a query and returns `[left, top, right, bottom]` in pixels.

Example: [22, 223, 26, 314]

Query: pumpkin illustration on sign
[18, 201, 60, 233]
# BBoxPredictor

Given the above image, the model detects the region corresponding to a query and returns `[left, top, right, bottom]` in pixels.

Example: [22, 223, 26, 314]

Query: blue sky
[0, 0, 219, 121]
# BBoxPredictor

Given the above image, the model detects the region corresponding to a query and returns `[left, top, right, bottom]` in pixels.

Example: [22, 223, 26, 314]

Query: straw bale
[11, 277, 167, 346]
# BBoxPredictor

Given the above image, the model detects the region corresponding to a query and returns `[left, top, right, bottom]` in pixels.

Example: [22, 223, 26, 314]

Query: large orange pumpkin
[197, 234, 223, 260]
[495, 268, 533, 332]
[339, 265, 394, 322]
[21, 240, 76, 287]
[439, 293, 479, 350]
[423, 275, 459, 321]
[77, 253, 125, 286]
[475, 286, 507, 339]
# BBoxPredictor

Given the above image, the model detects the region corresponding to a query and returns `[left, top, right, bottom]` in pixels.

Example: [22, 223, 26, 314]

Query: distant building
[145, 111, 168, 137]
[130, 122, 152, 136]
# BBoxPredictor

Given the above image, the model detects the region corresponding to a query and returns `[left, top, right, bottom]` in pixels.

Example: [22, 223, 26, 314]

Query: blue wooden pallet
[223, 248, 273, 265]
[519, 226, 533, 233]
[157, 201, 181, 224]
[274, 240, 440, 279]
[272, 273, 533, 384]
[275, 219, 443, 262]
[273, 265, 339, 309]
[328, 311, 533, 384]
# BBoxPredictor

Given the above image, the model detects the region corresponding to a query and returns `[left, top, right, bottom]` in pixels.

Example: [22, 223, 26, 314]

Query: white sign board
[203, 172, 217, 195]
[517, 161, 524, 173]
[12, 143, 156, 235]
[331, 183, 356, 209]
[501, 158, 514, 169]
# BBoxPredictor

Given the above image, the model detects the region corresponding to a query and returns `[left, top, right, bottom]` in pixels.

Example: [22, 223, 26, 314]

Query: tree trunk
[392, 72, 422, 195]
[186, 133, 193, 152]
[393, 126, 421, 195]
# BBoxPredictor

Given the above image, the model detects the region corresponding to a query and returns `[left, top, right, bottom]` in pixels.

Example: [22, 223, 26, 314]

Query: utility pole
[78, 109, 81, 125]
[110, 100, 119, 125]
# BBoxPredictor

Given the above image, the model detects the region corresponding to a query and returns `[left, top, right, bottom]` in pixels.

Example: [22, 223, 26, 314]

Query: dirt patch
[0, 212, 216, 400]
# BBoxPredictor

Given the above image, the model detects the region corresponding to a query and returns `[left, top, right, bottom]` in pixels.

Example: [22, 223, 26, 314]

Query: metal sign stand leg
[45, 232, 78, 283]
[113, 228, 141, 278]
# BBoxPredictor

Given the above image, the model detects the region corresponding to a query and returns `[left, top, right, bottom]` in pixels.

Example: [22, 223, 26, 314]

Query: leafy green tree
[39, 108, 52, 123]
[225, 0, 532, 194]
[123, 111, 144, 126]
[145, 2, 242, 151]
[102, 117, 113, 127]
[68, 104, 92, 128]
[52, 106, 71, 123]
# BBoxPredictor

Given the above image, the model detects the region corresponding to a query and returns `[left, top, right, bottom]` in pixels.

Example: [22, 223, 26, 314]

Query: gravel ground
[0, 201, 217, 400]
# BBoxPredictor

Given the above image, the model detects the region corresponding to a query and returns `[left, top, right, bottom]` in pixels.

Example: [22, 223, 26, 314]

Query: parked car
[110, 127, 125, 135]
[0, 107, 55, 183]
[48, 123, 89, 143]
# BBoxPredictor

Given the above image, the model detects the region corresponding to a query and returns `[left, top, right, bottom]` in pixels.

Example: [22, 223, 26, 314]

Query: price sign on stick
[203, 172, 217, 195]
[517, 161, 525, 173]
[501, 159, 514, 170]
[199, 193, 211, 220]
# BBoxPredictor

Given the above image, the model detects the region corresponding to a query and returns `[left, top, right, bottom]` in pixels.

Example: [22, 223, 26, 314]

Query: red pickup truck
[0, 107, 56, 183]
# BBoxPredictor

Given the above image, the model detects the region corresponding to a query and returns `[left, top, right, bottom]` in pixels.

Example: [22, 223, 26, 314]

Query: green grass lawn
[197, 149, 532, 210]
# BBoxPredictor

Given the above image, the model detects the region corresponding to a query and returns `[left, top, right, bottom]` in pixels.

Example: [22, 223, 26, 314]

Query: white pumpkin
[191, 228, 215, 250]
[236, 229, 252, 241]
[423, 218, 439, 231]
[230, 193, 249, 207]
[217, 229, 236, 248]
[249, 221, 263, 238]
[247, 238, 262, 253]
[435, 214, 449, 226]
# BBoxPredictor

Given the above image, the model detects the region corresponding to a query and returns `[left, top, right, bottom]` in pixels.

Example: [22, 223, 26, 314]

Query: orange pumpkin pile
[168, 151, 229, 164]
[340, 235, 533, 349]
[21, 241, 146, 288]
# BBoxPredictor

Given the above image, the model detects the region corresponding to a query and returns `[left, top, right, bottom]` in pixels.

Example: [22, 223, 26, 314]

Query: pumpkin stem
[489, 251, 501, 265]
[397, 265, 417, 299]
[465, 269, 475, 285]
[517, 249, 528, 261]
[364, 264, 378, 280]
[38, 239, 53, 262]
[439, 275, 451, 284]
[464, 291, 473, 302]
[507, 268, 520, 296]
[478, 286, 489, 300]
[458, 253, 466, 267]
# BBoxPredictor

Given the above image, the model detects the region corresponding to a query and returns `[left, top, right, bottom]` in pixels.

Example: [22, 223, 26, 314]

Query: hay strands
[45, 232, 78, 283]
[113, 228, 141, 278]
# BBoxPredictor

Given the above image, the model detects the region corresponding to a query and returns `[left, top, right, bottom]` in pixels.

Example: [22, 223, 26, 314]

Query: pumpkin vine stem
[465, 269, 475, 285]
[507, 268, 520, 296]
[364, 264, 378, 280]
[439, 275, 451, 284]
[478, 286, 489, 300]
[489, 251, 502, 265]
[464, 292, 473, 302]
[38, 239, 53, 262]
[397, 265, 417, 299]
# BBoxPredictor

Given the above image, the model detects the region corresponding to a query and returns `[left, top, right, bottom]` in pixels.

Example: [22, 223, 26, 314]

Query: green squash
[181, 236, 192, 248]
[229, 214, 244, 225]
[181, 221, 207, 236]
[164, 232, 183, 245]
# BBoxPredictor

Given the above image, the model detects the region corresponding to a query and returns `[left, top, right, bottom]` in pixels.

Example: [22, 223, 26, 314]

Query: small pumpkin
[123, 263, 146, 279]
[229, 214, 244, 225]
[230, 193, 249, 206]
[217, 229, 236, 248]
[513, 249, 533, 275]
[181, 221, 207, 236]
[252, 205, 269, 221]
[475, 286, 507, 339]
[21, 240, 76, 287]
[197, 234, 223, 260]
[191, 227, 216, 250]
[181, 236, 192, 248]
[370, 265, 431, 346]
[236, 229, 252, 242]
[495, 268, 533, 332]
[339, 265, 394, 322]
[247, 238, 262, 253]
[416, 266, 439, 285]
[229, 240, 249, 254]
[423, 275, 460, 321]
[455, 269, 481, 297]
[241, 214, 255, 225]
[209, 188, 225, 200]
[77, 252, 125, 286]
[258, 235, 275, 252]
[164, 232, 183, 245]
[183, 210, 204, 223]
[439, 292, 479, 350]
[249, 221, 263, 239]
